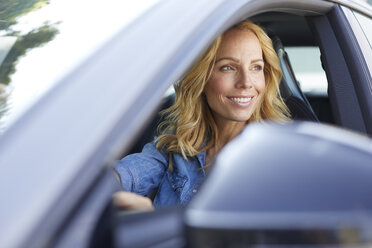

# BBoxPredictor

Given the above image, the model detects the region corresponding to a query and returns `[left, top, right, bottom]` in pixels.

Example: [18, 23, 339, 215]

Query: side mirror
[185, 122, 372, 247]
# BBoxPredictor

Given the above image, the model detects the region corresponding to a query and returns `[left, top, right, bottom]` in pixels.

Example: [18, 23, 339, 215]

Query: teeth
[230, 97, 252, 103]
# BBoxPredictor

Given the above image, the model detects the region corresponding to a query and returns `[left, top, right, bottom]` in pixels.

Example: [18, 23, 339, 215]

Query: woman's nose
[236, 69, 253, 89]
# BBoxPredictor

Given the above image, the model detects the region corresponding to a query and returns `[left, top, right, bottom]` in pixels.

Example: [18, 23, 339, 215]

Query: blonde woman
[113, 20, 290, 210]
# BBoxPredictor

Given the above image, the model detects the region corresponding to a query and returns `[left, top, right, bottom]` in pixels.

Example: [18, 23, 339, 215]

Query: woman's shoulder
[126, 139, 168, 162]
[115, 140, 169, 177]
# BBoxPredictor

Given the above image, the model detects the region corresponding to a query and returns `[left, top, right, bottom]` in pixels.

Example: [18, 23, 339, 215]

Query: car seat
[273, 36, 319, 121]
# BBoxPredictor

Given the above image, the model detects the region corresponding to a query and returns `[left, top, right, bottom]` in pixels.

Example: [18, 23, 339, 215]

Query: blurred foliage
[0, 0, 60, 126]
[0, 0, 49, 30]
[0, 24, 59, 84]
[0, 0, 60, 85]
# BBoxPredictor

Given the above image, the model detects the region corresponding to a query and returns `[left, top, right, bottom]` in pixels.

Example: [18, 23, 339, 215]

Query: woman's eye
[252, 65, 263, 71]
[220, 65, 233, 71]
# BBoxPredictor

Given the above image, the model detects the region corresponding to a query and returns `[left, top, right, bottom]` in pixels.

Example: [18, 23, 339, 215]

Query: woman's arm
[112, 191, 154, 210]
[113, 141, 168, 209]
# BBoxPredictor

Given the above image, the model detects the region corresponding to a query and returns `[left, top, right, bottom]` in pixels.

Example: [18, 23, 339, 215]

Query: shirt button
[192, 189, 197, 193]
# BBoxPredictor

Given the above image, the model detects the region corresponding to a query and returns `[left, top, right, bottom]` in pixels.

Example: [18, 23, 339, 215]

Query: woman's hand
[113, 191, 154, 211]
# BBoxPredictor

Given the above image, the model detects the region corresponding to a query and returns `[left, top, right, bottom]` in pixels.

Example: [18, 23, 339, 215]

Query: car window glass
[0, 0, 159, 135]
[285, 46, 327, 96]
[353, 11, 372, 48]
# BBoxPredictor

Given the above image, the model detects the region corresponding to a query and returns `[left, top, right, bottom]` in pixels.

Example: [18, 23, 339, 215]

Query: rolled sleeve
[114, 161, 135, 192]
[114, 141, 168, 195]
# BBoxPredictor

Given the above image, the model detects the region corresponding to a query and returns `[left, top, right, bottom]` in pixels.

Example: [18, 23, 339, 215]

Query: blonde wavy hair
[156, 20, 290, 161]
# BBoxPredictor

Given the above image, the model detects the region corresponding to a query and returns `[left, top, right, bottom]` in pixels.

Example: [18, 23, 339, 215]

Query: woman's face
[204, 29, 265, 125]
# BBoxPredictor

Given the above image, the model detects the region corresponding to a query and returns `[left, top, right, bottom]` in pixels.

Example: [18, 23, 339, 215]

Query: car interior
[127, 12, 333, 156]
[253, 12, 334, 124]
[50, 5, 372, 248]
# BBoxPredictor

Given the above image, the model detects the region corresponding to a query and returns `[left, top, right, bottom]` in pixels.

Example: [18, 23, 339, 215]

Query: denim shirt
[114, 141, 207, 208]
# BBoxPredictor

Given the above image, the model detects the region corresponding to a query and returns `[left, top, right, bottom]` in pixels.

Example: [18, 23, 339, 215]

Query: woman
[113, 20, 290, 210]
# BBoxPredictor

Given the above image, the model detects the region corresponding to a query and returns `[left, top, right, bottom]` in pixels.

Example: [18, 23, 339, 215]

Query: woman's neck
[207, 119, 246, 161]
[218, 122, 245, 147]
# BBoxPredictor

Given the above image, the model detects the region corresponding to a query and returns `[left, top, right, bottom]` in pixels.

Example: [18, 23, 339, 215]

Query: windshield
[0, 0, 159, 134]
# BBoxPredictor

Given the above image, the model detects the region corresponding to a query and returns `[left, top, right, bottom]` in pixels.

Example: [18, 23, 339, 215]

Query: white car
[0, 0, 371, 247]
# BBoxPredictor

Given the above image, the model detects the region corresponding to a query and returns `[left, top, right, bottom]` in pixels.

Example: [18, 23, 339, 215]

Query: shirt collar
[196, 149, 206, 168]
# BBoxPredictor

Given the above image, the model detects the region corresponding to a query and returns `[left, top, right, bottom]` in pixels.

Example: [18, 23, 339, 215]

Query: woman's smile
[227, 96, 254, 106]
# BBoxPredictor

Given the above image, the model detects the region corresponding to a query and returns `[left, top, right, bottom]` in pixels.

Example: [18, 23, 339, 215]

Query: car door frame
[307, 4, 372, 134]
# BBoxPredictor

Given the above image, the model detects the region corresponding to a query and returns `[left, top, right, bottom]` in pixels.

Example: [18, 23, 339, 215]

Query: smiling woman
[204, 29, 266, 126]
[113, 20, 291, 210]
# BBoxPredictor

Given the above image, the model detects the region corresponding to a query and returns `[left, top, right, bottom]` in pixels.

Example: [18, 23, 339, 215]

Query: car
[0, 0, 371, 247]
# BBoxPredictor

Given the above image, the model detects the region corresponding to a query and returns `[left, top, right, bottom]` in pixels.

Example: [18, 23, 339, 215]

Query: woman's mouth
[229, 97, 252, 103]
[228, 96, 253, 106]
